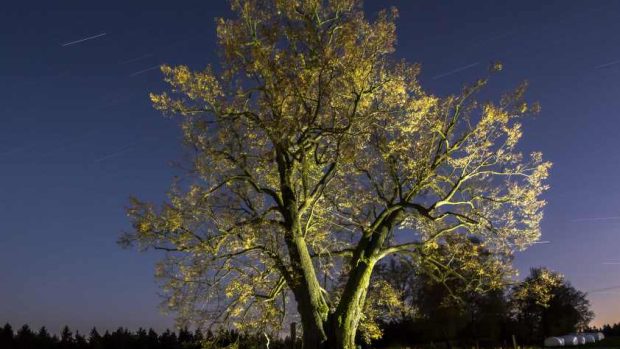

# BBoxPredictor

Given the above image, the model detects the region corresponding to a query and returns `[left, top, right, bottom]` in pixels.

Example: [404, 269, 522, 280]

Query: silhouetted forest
[597, 323, 620, 337]
[0, 324, 292, 349]
[1, 322, 619, 349]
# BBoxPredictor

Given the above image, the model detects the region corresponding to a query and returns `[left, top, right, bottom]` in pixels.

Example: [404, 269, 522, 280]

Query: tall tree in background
[16, 325, 37, 349]
[89, 328, 103, 349]
[510, 268, 593, 343]
[121, 0, 550, 348]
[375, 239, 512, 347]
[60, 326, 75, 349]
[0, 324, 14, 349]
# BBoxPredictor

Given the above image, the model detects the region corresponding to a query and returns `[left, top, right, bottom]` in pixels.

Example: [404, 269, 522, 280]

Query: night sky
[1, 0, 619, 335]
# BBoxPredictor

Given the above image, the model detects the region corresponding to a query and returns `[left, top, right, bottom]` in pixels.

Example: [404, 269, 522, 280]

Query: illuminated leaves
[512, 268, 564, 308]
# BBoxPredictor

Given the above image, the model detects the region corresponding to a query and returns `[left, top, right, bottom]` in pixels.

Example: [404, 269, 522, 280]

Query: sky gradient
[1, 0, 619, 334]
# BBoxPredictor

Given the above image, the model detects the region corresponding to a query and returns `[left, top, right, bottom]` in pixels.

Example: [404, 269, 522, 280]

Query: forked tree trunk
[294, 285, 370, 349]
[293, 259, 376, 349]
[299, 213, 400, 349]
[286, 179, 401, 349]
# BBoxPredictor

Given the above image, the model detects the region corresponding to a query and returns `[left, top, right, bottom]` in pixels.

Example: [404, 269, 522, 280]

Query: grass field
[388, 336, 620, 349]
[579, 336, 620, 348]
[516, 336, 620, 349]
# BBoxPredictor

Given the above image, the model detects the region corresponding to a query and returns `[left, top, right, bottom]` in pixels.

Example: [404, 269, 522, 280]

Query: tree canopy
[121, 1, 551, 348]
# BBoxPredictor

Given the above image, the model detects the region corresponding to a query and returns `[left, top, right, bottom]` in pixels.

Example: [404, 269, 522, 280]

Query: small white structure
[576, 335, 586, 345]
[561, 335, 578, 346]
[544, 337, 565, 347]
[585, 333, 600, 342]
[584, 334, 596, 344]
[597, 332, 605, 341]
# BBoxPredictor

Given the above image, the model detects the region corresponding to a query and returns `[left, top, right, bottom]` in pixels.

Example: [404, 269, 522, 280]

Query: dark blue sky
[1, 0, 619, 334]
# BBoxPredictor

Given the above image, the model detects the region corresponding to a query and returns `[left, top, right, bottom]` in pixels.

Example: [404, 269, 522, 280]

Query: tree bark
[332, 259, 375, 349]
[276, 148, 330, 348]
[328, 210, 402, 349]
[289, 236, 329, 349]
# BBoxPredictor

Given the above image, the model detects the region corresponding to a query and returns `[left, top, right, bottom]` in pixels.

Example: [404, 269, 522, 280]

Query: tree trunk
[292, 260, 374, 349]
[277, 152, 330, 349]
[293, 284, 328, 349]
[324, 211, 401, 349]
[279, 153, 402, 349]
[331, 258, 376, 349]
[287, 235, 330, 349]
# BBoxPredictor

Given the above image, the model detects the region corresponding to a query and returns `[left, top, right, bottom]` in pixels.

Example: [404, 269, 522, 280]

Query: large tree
[121, 1, 550, 348]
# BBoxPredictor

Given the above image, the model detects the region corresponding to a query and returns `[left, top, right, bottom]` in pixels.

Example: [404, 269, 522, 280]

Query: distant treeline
[1, 321, 619, 349]
[595, 323, 620, 337]
[0, 324, 289, 349]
